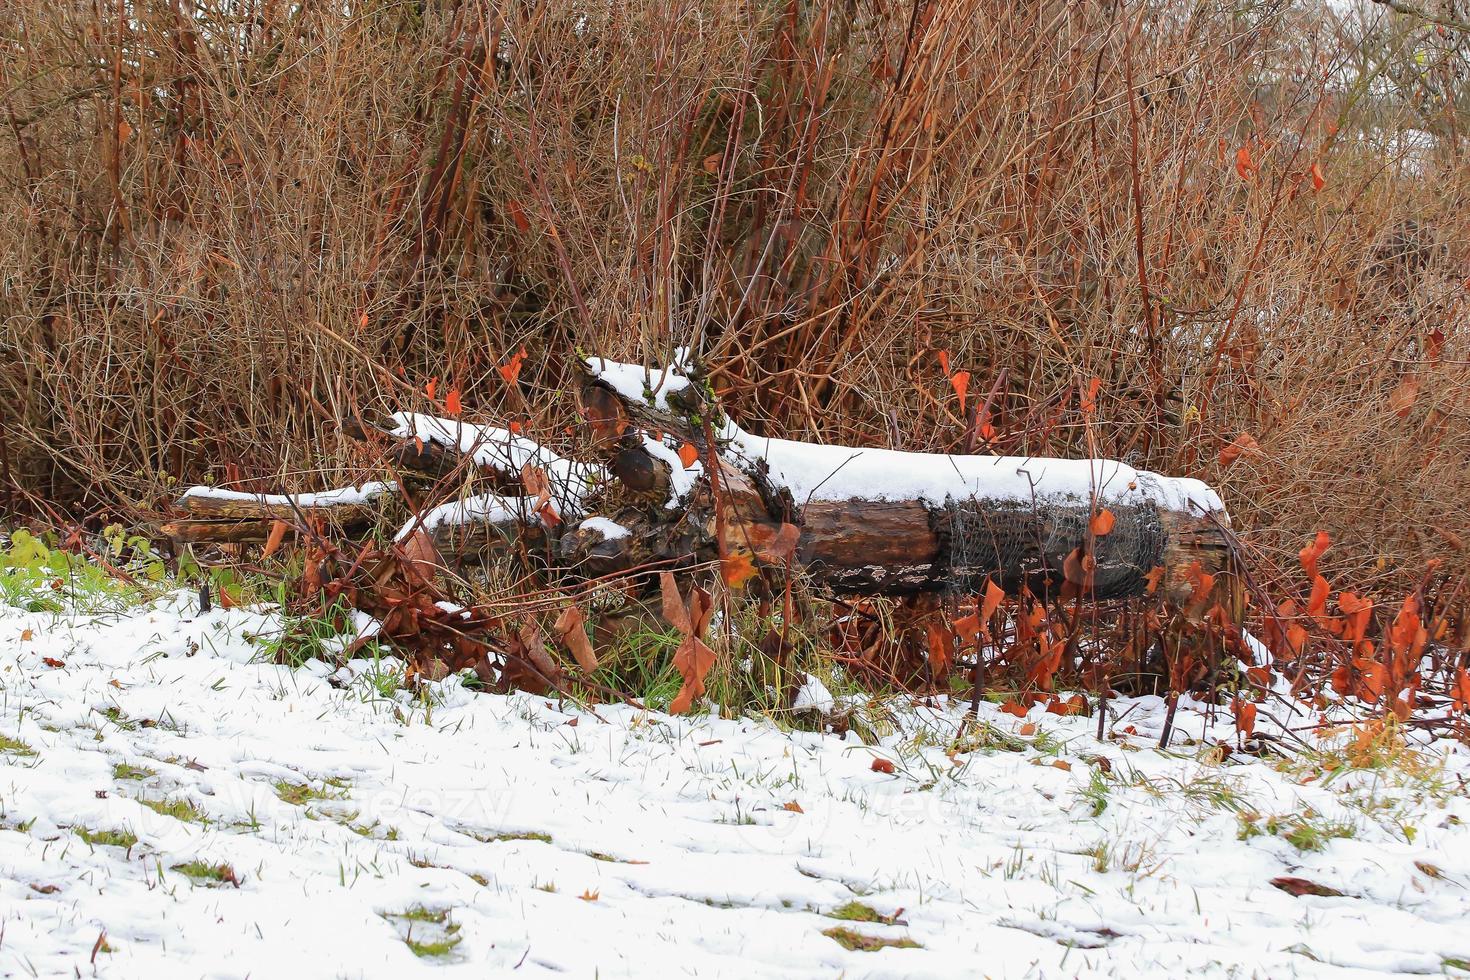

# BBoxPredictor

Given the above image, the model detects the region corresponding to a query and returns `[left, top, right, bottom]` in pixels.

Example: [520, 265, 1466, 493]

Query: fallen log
[166, 354, 1235, 609]
[563, 355, 1232, 604]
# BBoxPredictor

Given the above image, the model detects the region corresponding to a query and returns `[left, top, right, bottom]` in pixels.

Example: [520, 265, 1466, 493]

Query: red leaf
[1310, 162, 1326, 192]
[870, 757, 896, 774]
[1271, 877, 1343, 898]
[43, 657, 66, 669]
[444, 388, 462, 417]
[506, 199, 531, 233]
[999, 700, 1028, 717]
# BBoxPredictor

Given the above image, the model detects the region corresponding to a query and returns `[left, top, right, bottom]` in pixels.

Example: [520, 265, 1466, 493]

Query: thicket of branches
[2, 0, 1467, 601]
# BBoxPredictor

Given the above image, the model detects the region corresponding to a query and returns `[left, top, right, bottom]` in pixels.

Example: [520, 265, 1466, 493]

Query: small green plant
[274, 777, 349, 807]
[255, 594, 360, 669]
[113, 762, 156, 781]
[75, 826, 138, 851]
[171, 860, 240, 886]
[140, 797, 208, 823]
[822, 927, 921, 952]
[0, 734, 37, 757]
[383, 907, 462, 958]
[828, 901, 885, 923]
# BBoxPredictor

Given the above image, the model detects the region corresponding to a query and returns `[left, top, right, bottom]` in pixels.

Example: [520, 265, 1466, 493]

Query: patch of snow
[577, 357, 1222, 515]
[397, 493, 535, 541]
[792, 674, 834, 714]
[388, 414, 603, 515]
[640, 435, 701, 509]
[6, 584, 1466, 977]
[585, 356, 691, 410]
[577, 517, 631, 541]
[180, 482, 396, 507]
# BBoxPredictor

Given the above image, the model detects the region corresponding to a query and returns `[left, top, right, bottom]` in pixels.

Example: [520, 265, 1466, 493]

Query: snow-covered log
[167, 354, 1234, 609]
[568, 355, 1234, 604]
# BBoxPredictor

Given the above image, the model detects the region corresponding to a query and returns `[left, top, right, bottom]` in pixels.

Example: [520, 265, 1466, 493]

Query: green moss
[822, 927, 921, 952]
[0, 734, 36, 757]
[828, 901, 884, 923]
[75, 826, 138, 850]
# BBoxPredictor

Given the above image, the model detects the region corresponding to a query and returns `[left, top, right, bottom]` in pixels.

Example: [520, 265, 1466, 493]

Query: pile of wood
[165, 355, 1236, 612]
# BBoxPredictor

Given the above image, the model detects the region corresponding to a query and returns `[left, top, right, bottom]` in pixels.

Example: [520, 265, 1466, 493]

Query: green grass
[274, 777, 348, 807]
[383, 907, 462, 958]
[75, 826, 138, 851]
[139, 797, 208, 823]
[0, 734, 37, 757]
[828, 901, 885, 923]
[1271, 814, 1357, 852]
[171, 860, 239, 885]
[112, 762, 156, 781]
[469, 829, 553, 844]
[253, 594, 361, 669]
[822, 926, 921, 952]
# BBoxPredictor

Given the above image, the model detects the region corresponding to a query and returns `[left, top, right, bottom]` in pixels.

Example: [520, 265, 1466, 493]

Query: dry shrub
[1, 0, 1467, 598]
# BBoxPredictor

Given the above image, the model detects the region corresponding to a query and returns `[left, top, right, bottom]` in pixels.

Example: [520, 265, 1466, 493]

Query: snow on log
[576, 356, 1234, 602]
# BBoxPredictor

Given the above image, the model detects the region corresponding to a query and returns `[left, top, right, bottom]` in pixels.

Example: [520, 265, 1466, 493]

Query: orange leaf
[1019, 722, 1038, 735]
[981, 578, 1006, 622]
[1310, 162, 1325, 192]
[425, 377, 438, 401]
[950, 370, 970, 408]
[669, 635, 717, 714]
[1219, 432, 1261, 467]
[117, 119, 132, 144]
[1451, 669, 1470, 713]
[870, 757, 896, 774]
[260, 519, 290, 560]
[937, 349, 951, 377]
[1080, 377, 1102, 416]
[748, 522, 800, 563]
[1235, 144, 1257, 181]
[1144, 566, 1166, 594]
[676, 442, 700, 467]
[1231, 697, 1257, 739]
[1052, 759, 1072, 772]
[1299, 531, 1331, 580]
[444, 388, 462, 417]
[999, 700, 1028, 717]
[553, 605, 599, 674]
[498, 347, 527, 385]
[1388, 375, 1419, 417]
[721, 553, 759, 590]
[782, 800, 804, 813]
[1090, 509, 1116, 536]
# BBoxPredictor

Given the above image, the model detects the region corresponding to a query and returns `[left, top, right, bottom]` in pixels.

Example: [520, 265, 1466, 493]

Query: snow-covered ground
[2, 590, 1469, 978]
